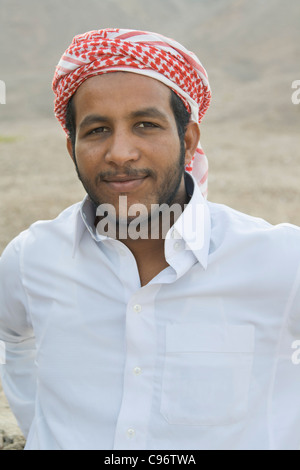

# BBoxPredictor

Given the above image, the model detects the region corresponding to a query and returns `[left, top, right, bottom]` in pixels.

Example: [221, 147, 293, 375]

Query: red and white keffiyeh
[52, 28, 211, 197]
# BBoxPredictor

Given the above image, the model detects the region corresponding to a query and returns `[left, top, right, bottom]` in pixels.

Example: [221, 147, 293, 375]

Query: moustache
[96, 167, 156, 184]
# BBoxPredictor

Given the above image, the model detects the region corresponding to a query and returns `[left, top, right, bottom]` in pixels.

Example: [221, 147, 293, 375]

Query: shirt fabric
[0, 173, 300, 450]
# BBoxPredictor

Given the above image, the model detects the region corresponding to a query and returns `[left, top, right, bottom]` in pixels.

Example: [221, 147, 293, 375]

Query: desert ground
[0, 0, 299, 450]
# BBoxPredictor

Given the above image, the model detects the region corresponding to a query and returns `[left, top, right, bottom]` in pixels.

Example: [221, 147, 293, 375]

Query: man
[0, 28, 300, 450]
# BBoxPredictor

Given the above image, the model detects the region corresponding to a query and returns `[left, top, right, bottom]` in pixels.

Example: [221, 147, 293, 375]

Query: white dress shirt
[0, 173, 300, 450]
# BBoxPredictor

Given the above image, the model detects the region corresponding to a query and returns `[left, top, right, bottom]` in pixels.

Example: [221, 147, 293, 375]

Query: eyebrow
[79, 114, 108, 131]
[78, 107, 169, 131]
[128, 107, 169, 122]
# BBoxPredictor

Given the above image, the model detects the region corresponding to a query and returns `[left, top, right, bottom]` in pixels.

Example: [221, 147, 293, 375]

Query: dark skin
[66, 72, 200, 286]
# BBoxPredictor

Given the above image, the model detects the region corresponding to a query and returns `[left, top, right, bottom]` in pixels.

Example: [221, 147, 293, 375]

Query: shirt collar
[73, 172, 211, 269]
[72, 195, 106, 257]
[164, 172, 211, 270]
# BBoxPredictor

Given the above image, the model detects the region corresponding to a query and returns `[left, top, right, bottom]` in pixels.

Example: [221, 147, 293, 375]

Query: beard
[72, 140, 187, 233]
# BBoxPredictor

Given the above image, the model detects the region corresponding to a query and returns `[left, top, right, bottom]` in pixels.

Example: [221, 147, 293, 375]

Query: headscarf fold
[52, 28, 211, 197]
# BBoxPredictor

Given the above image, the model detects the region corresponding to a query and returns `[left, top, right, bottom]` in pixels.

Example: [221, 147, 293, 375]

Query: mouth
[103, 175, 149, 192]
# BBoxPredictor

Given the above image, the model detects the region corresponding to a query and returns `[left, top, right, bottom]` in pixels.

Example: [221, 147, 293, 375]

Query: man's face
[67, 72, 198, 225]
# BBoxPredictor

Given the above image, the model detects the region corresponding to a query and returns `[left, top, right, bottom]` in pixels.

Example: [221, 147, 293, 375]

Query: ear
[66, 137, 75, 162]
[184, 121, 201, 166]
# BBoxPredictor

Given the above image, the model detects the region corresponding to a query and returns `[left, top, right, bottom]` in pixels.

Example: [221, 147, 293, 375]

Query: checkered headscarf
[52, 28, 211, 196]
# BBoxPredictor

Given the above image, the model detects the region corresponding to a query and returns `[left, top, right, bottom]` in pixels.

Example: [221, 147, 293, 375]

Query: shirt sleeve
[0, 233, 37, 437]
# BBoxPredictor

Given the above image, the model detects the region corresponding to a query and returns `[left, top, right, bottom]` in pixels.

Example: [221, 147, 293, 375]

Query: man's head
[64, 72, 200, 223]
[52, 28, 211, 200]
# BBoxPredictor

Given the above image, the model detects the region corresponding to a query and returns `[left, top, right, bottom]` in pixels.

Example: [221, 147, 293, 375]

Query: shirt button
[174, 242, 182, 251]
[133, 367, 142, 376]
[118, 248, 127, 256]
[133, 304, 142, 313]
[127, 428, 135, 439]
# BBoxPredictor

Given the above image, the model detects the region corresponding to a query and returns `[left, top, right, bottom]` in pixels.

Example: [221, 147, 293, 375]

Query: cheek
[75, 141, 103, 172]
[148, 129, 180, 157]
[155, 138, 181, 170]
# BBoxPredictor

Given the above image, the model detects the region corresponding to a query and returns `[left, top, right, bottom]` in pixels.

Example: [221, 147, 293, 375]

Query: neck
[118, 222, 169, 287]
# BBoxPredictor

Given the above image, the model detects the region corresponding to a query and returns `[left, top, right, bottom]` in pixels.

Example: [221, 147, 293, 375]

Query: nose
[104, 129, 140, 166]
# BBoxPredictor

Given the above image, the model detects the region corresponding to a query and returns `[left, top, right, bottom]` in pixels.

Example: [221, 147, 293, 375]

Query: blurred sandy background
[0, 0, 299, 449]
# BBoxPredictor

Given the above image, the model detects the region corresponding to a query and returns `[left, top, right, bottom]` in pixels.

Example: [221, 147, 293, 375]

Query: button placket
[114, 285, 161, 449]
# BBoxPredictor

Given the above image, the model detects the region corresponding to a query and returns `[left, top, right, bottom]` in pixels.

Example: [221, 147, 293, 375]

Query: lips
[103, 175, 148, 192]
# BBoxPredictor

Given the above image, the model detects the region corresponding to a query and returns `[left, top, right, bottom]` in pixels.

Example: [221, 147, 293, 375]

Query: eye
[89, 127, 110, 135]
[136, 122, 158, 129]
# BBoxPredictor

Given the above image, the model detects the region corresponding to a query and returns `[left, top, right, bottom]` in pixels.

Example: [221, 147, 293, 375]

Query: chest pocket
[160, 324, 255, 426]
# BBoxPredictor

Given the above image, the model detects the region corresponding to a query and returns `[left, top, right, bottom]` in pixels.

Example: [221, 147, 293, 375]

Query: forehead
[72, 72, 173, 117]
